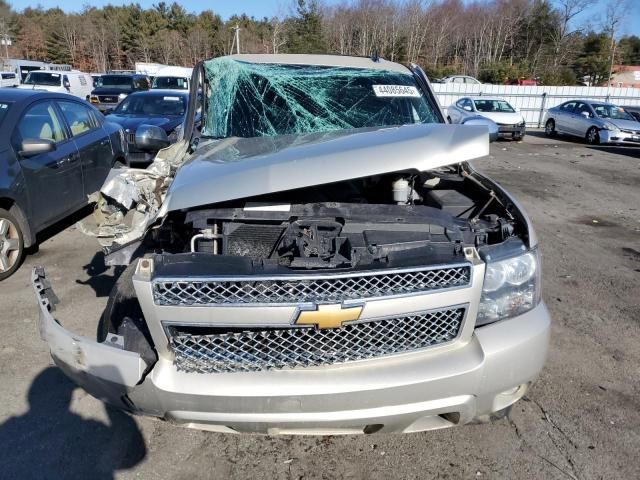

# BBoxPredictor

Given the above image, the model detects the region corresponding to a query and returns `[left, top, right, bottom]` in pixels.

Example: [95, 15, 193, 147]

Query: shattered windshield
[202, 57, 439, 138]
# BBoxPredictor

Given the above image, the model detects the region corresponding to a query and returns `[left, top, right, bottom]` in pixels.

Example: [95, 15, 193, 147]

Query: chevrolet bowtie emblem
[295, 304, 363, 330]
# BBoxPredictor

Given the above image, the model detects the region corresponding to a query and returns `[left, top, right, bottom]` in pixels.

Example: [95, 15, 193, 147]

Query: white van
[0, 72, 20, 88]
[17, 70, 94, 99]
[151, 66, 193, 91]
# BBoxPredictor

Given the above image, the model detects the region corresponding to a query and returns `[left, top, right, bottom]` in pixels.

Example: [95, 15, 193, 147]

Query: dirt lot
[1, 132, 639, 480]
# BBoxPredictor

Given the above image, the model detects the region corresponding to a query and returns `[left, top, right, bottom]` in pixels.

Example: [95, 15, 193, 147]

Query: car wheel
[0, 208, 25, 281]
[544, 119, 556, 137]
[586, 127, 600, 145]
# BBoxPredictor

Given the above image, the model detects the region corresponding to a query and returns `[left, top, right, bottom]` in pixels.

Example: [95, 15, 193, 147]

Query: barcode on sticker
[372, 85, 420, 97]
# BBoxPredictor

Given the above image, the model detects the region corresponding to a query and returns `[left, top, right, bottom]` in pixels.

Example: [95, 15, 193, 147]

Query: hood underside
[163, 123, 490, 213]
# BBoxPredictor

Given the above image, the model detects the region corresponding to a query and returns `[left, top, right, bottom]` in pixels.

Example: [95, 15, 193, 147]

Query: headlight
[118, 93, 127, 100]
[90, 95, 99, 103]
[477, 250, 541, 326]
[602, 121, 618, 131]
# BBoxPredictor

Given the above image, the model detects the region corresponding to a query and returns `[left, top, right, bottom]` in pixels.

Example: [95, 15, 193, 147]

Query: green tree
[574, 32, 611, 85]
[286, 0, 325, 54]
[619, 35, 640, 65]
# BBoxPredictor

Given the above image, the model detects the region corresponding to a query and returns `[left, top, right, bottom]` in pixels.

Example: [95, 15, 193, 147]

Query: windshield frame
[23, 72, 62, 87]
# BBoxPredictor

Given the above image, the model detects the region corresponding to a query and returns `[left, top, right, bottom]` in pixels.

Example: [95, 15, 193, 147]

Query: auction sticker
[373, 85, 420, 97]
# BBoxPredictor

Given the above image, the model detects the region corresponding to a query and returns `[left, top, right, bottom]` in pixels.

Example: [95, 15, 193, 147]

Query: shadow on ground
[76, 250, 126, 297]
[0, 367, 146, 480]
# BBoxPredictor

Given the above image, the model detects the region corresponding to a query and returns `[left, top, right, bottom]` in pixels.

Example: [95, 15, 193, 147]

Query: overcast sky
[9, 0, 640, 36]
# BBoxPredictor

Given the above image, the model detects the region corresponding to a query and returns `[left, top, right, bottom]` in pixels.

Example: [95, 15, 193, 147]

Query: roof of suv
[0, 89, 81, 102]
[227, 54, 411, 74]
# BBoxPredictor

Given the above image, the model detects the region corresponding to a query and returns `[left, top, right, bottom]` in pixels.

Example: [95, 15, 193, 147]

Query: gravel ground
[1, 132, 639, 479]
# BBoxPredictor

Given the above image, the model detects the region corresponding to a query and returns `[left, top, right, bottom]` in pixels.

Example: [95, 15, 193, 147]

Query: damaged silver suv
[33, 54, 550, 434]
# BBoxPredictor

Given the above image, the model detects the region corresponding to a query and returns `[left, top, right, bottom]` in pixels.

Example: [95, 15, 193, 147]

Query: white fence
[432, 83, 640, 127]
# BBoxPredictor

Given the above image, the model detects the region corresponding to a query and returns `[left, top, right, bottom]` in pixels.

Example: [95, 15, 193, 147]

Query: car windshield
[592, 104, 635, 121]
[0, 103, 10, 125]
[152, 76, 188, 89]
[114, 94, 186, 116]
[474, 100, 515, 113]
[23, 72, 62, 87]
[96, 75, 134, 90]
[202, 57, 439, 138]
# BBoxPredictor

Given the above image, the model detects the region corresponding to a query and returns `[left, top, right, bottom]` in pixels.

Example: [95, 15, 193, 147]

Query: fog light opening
[439, 412, 461, 425]
[363, 424, 384, 434]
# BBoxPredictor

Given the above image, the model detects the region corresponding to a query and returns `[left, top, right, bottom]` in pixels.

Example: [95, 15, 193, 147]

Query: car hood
[607, 118, 640, 130]
[475, 111, 523, 125]
[162, 123, 490, 213]
[107, 114, 182, 132]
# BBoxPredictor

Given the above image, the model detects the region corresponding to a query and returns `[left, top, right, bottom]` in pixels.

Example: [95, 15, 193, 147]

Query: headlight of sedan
[477, 250, 541, 326]
[118, 93, 127, 100]
[602, 121, 618, 131]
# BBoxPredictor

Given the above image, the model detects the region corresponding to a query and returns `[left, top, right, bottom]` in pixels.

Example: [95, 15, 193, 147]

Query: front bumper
[600, 129, 640, 145]
[33, 266, 551, 434]
[497, 124, 526, 137]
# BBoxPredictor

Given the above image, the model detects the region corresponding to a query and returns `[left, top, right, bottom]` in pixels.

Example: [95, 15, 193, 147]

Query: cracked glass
[202, 57, 439, 138]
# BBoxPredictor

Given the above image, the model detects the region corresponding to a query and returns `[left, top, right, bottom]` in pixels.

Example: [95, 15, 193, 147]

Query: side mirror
[463, 105, 473, 112]
[19, 138, 56, 157]
[580, 111, 590, 119]
[135, 125, 170, 151]
[461, 116, 499, 143]
[63, 80, 71, 91]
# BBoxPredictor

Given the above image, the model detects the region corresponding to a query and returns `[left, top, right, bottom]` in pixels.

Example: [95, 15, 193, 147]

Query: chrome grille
[98, 95, 117, 103]
[153, 265, 471, 306]
[169, 307, 466, 373]
[126, 132, 136, 144]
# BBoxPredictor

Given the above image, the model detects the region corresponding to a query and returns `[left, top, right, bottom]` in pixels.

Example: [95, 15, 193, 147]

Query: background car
[17, 70, 93, 99]
[105, 89, 188, 165]
[447, 96, 526, 140]
[440, 75, 481, 84]
[0, 89, 127, 280]
[544, 100, 640, 145]
[621, 105, 640, 122]
[89, 73, 150, 112]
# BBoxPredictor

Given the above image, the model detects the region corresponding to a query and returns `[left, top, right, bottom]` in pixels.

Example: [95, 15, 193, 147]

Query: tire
[544, 119, 556, 137]
[0, 208, 25, 281]
[586, 126, 600, 145]
[513, 133, 524, 141]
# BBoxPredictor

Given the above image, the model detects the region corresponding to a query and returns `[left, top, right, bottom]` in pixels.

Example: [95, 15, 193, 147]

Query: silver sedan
[544, 100, 640, 145]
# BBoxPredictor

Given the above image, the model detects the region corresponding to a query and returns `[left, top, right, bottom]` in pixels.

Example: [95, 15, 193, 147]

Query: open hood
[162, 123, 490, 213]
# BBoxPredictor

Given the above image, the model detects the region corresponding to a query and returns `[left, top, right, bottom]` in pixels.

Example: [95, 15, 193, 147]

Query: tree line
[1, 0, 638, 85]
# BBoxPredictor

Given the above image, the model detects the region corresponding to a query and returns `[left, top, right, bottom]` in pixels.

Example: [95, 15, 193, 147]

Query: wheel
[544, 119, 556, 137]
[513, 133, 524, 141]
[586, 126, 600, 145]
[0, 208, 25, 281]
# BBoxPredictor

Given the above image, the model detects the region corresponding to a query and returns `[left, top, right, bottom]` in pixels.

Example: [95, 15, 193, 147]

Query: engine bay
[140, 167, 520, 271]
